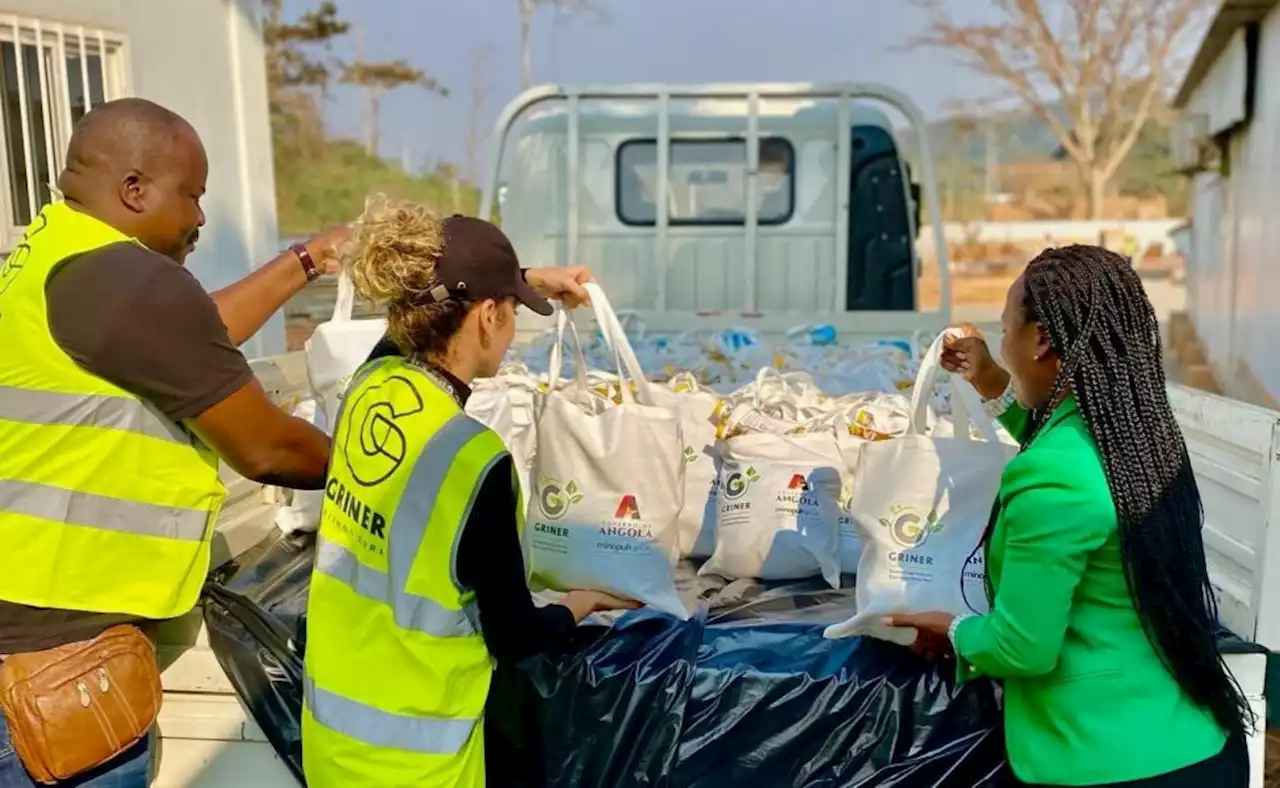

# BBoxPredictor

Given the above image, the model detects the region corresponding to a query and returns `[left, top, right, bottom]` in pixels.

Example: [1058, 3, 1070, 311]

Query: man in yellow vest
[0, 98, 340, 786]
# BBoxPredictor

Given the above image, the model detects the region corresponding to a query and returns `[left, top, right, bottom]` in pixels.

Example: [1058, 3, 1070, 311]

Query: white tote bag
[701, 430, 843, 587]
[466, 362, 542, 506]
[825, 332, 1016, 644]
[529, 284, 688, 619]
[648, 376, 721, 560]
[274, 398, 328, 535]
[304, 271, 389, 426]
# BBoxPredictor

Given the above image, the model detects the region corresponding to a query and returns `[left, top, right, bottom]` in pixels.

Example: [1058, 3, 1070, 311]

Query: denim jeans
[0, 714, 151, 788]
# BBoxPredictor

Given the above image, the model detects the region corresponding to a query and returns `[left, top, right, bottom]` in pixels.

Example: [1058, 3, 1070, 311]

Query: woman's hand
[884, 612, 956, 661]
[561, 589, 642, 623]
[525, 266, 594, 308]
[941, 324, 1010, 400]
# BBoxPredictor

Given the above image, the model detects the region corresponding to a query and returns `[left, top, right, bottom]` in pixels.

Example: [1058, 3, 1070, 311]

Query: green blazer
[953, 397, 1226, 786]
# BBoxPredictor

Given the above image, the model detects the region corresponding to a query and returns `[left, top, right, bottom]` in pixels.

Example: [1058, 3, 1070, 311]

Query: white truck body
[155, 83, 1270, 786]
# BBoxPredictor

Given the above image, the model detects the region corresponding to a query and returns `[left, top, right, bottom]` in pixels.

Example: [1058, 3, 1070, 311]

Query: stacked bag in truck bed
[297, 275, 1018, 642]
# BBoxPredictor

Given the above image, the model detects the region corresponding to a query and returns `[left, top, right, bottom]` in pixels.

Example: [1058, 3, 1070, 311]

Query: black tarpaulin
[201, 532, 1011, 787]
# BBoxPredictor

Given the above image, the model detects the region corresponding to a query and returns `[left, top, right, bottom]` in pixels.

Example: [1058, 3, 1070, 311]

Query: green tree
[262, 2, 473, 235]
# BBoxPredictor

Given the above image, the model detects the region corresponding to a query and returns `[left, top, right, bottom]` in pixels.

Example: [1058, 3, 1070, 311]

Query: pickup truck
[152, 83, 1273, 787]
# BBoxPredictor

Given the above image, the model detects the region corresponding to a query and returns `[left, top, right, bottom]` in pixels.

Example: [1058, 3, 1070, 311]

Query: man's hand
[884, 612, 957, 661]
[525, 265, 594, 308]
[306, 224, 354, 275]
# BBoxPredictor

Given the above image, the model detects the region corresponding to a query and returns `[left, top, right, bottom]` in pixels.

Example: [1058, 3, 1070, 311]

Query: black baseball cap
[428, 215, 553, 316]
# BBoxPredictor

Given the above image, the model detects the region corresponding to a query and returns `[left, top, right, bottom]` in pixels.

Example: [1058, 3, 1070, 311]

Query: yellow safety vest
[302, 356, 516, 788]
[0, 201, 225, 620]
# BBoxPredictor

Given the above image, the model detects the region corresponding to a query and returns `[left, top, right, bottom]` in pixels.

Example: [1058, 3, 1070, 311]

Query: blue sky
[282, 0, 998, 172]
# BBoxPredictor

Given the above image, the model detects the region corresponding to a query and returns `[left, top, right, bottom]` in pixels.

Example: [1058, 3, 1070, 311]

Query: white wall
[1184, 6, 1280, 404]
[915, 219, 1181, 262]
[7, 0, 282, 356]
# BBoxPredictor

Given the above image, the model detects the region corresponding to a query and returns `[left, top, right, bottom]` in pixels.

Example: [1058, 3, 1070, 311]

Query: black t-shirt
[0, 242, 255, 653]
[364, 339, 576, 664]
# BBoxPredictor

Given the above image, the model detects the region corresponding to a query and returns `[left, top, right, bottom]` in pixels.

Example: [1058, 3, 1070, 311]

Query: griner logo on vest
[0, 213, 45, 301]
[340, 376, 424, 487]
[326, 477, 389, 555]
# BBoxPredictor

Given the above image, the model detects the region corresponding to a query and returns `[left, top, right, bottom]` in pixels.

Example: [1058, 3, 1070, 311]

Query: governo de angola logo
[538, 478, 583, 521]
[723, 466, 761, 500]
[614, 494, 642, 519]
[879, 504, 944, 549]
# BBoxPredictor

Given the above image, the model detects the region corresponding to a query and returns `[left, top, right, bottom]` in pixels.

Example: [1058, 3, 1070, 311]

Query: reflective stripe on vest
[313, 414, 496, 638]
[303, 676, 476, 755]
[0, 201, 224, 619]
[0, 479, 209, 541]
[0, 385, 190, 444]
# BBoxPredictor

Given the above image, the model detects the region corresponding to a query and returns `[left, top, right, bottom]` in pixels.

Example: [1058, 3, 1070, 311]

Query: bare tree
[466, 45, 494, 183]
[903, 0, 1210, 219]
[516, 0, 607, 89]
[342, 23, 448, 156]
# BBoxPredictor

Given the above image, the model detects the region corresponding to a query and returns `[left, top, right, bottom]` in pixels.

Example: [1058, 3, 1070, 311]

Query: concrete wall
[1184, 6, 1280, 408]
[6, 0, 282, 355]
[915, 219, 1182, 262]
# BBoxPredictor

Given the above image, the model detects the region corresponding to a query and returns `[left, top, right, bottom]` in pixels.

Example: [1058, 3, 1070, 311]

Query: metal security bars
[0, 16, 127, 246]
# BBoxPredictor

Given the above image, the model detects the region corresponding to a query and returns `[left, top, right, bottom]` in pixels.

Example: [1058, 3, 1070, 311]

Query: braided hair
[1012, 244, 1249, 738]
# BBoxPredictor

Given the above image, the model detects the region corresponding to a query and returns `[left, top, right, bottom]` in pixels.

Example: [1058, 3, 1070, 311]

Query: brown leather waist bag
[0, 624, 161, 784]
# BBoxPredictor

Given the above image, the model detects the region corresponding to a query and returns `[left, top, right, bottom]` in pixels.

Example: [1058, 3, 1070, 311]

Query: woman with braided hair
[886, 245, 1250, 787]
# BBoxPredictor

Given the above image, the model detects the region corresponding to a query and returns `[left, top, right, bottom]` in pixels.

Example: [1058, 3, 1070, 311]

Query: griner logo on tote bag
[723, 466, 761, 501]
[538, 478, 583, 521]
[879, 504, 944, 550]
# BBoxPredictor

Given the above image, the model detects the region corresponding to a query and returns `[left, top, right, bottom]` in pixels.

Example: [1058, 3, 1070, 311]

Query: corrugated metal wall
[1187, 7, 1280, 406]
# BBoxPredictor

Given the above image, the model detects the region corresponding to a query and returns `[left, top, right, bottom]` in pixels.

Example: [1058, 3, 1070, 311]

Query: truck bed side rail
[479, 82, 952, 325]
[1169, 383, 1280, 650]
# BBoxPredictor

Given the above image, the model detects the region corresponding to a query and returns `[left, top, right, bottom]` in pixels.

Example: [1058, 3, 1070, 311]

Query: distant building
[1172, 0, 1280, 407]
[0, 0, 282, 355]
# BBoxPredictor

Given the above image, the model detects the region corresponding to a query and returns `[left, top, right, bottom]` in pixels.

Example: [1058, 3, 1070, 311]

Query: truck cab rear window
[615, 137, 795, 226]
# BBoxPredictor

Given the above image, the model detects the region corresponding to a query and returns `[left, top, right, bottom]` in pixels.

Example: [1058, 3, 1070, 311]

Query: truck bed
[149, 351, 1271, 787]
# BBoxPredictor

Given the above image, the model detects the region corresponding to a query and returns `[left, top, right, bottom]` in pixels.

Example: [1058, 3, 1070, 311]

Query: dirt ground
[918, 274, 1015, 312]
[1269, 733, 1280, 788]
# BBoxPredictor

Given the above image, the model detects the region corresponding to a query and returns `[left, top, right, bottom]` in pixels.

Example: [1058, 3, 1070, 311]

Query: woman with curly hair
[889, 245, 1251, 787]
[301, 197, 636, 788]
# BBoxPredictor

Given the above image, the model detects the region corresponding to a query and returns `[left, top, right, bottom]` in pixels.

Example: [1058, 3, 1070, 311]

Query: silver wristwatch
[981, 382, 1016, 419]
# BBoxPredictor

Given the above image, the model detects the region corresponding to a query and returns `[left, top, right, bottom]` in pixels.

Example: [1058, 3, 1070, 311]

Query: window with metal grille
[0, 16, 127, 241]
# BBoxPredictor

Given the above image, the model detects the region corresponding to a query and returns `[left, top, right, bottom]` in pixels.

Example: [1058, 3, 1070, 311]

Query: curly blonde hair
[344, 194, 470, 356]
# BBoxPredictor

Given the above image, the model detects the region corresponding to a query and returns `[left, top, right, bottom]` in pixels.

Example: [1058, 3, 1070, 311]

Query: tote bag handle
[908, 330, 999, 442]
